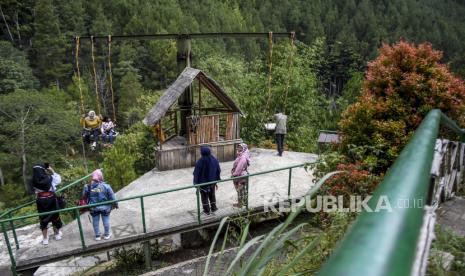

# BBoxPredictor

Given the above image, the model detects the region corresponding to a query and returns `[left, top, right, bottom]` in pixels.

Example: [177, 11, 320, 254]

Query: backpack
[31, 165, 52, 192]
[88, 182, 109, 205]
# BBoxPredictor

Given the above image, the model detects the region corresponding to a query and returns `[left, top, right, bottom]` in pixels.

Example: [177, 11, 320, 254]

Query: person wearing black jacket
[193, 146, 221, 215]
[32, 163, 63, 245]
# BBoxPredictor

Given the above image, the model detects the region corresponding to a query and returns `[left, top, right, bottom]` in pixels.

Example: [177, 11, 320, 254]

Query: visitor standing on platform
[274, 109, 287, 156]
[32, 163, 63, 245]
[193, 146, 221, 215]
[83, 169, 117, 241]
[231, 143, 250, 208]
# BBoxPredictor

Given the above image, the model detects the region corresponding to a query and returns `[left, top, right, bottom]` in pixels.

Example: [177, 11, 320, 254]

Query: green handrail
[318, 109, 465, 275]
[0, 171, 94, 250]
[0, 162, 313, 275]
[0, 171, 94, 219]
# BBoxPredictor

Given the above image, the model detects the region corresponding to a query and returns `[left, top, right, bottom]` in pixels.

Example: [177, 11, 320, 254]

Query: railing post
[2, 222, 17, 276]
[196, 187, 202, 224]
[245, 175, 250, 210]
[75, 209, 86, 249]
[140, 197, 147, 233]
[287, 168, 293, 198]
[8, 212, 19, 250]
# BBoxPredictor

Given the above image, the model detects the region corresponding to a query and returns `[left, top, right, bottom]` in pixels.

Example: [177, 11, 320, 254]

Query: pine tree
[31, 0, 70, 87]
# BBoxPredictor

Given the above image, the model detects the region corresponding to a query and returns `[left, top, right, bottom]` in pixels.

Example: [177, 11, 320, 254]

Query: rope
[74, 36, 88, 173]
[74, 37, 84, 115]
[264, 31, 274, 116]
[260, 31, 274, 132]
[90, 36, 101, 115]
[107, 35, 116, 122]
[283, 32, 296, 114]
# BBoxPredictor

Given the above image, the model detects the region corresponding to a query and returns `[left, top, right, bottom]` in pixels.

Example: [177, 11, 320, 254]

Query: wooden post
[158, 121, 163, 150]
[177, 36, 192, 136]
[198, 80, 201, 115]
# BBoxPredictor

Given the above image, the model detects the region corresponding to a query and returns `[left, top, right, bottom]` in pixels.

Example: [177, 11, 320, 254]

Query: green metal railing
[0, 172, 94, 250]
[318, 109, 465, 275]
[0, 162, 312, 275]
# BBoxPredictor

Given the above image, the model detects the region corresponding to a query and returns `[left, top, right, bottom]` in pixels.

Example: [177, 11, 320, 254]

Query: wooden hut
[143, 67, 243, 170]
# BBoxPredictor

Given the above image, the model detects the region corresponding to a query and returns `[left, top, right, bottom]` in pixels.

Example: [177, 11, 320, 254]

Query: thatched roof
[143, 67, 243, 126]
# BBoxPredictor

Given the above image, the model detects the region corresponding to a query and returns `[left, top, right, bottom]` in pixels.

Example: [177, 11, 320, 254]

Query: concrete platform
[437, 197, 465, 237]
[4, 148, 317, 272]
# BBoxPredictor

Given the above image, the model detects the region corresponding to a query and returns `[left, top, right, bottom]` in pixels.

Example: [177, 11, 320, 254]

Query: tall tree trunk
[0, 167, 4, 186]
[15, 10, 21, 44]
[0, 5, 14, 42]
[20, 121, 27, 191]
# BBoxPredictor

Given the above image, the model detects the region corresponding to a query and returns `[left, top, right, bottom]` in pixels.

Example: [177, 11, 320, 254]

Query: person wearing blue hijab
[193, 146, 221, 215]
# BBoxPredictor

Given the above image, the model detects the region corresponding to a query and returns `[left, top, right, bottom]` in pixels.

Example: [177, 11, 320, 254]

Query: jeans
[275, 134, 285, 156]
[83, 128, 100, 144]
[102, 131, 115, 144]
[91, 210, 110, 237]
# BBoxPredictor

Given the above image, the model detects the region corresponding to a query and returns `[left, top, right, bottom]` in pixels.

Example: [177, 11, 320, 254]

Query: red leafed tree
[339, 41, 465, 173]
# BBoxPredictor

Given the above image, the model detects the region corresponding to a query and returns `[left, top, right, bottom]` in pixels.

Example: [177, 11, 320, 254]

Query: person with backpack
[193, 146, 221, 215]
[32, 163, 63, 245]
[231, 143, 251, 208]
[83, 169, 117, 241]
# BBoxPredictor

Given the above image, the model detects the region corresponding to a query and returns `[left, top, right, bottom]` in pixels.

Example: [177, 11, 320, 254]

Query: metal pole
[288, 168, 293, 197]
[75, 209, 86, 249]
[196, 187, 202, 224]
[140, 197, 147, 233]
[245, 175, 250, 210]
[2, 222, 17, 276]
[8, 212, 19, 250]
[143, 242, 152, 270]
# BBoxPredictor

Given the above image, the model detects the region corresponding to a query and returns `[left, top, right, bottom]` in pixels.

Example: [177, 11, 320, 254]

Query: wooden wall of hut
[155, 139, 241, 171]
[186, 112, 240, 145]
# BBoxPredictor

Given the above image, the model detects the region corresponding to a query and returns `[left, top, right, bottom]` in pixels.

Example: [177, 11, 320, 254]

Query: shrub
[340, 41, 465, 173]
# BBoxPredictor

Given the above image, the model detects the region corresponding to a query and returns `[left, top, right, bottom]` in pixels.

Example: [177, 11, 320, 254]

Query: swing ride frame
[74, 32, 296, 170]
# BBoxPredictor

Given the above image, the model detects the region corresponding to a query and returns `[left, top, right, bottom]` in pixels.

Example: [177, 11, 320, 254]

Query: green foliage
[0, 88, 79, 188]
[101, 133, 140, 191]
[0, 41, 37, 93]
[101, 122, 156, 191]
[0, 183, 28, 208]
[340, 41, 465, 174]
[31, 0, 71, 87]
[428, 226, 465, 275]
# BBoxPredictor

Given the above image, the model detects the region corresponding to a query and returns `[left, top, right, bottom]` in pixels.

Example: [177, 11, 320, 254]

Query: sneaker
[211, 207, 218, 212]
[103, 233, 112, 240]
[202, 211, 211, 216]
[42, 238, 49, 245]
[95, 236, 101, 241]
[54, 231, 62, 241]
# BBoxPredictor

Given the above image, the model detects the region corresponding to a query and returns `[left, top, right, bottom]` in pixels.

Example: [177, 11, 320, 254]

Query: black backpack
[31, 165, 52, 192]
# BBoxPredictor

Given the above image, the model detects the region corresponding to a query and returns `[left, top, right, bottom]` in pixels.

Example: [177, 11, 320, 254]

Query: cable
[283, 32, 296, 114]
[74, 37, 85, 115]
[74, 36, 89, 173]
[90, 36, 101, 115]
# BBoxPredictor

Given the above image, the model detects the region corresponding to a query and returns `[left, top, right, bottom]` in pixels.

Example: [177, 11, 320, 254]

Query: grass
[428, 226, 465, 275]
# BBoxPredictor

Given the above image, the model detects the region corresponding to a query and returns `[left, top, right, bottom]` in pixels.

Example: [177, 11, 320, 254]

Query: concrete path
[2, 149, 316, 272]
[437, 197, 465, 237]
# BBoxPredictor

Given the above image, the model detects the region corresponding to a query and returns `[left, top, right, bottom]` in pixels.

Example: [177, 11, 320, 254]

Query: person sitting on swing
[81, 110, 102, 150]
[101, 116, 117, 147]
